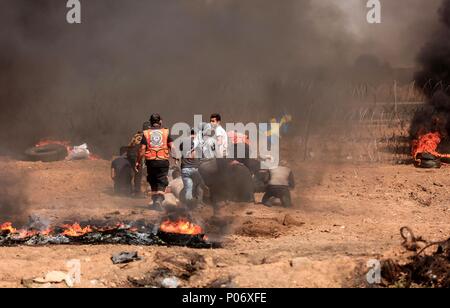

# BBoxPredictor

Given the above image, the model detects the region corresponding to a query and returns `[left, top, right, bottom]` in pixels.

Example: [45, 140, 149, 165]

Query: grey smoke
[0, 0, 443, 156]
[0, 171, 30, 225]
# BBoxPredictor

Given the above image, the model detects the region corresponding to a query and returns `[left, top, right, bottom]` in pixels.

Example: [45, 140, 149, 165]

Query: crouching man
[111, 147, 134, 195]
[262, 162, 295, 208]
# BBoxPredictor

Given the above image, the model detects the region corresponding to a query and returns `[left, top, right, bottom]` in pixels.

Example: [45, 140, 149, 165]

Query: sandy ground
[0, 155, 449, 288]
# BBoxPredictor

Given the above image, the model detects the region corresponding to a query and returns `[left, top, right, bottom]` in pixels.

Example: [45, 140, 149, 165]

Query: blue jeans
[181, 168, 199, 201]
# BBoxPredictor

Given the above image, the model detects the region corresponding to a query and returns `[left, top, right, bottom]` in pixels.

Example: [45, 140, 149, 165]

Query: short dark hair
[142, 121, 151, 131]
[150, 113, 162, 126]
[119, 146, 129, 156]
[210, 113, 221, 122]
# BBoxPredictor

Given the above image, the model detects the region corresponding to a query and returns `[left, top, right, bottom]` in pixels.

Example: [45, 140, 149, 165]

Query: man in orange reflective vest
[136, 113, 173, 210]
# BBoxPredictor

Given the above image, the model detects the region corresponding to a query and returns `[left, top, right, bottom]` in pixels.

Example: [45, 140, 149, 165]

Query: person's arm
[136, 134, 148, 169]
[288, 171, 295, 189]
[111, 168, 116, 180]
[167, 135, 175, 162]
[136, 144, 146, 170]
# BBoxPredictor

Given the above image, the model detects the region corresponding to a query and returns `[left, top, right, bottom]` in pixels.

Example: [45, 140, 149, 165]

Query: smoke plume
[0, 0, 443, 156]
[0, 170, 30, 225]
[411, 0, 450, 141]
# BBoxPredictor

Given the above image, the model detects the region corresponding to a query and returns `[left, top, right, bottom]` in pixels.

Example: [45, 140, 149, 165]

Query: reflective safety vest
[143, 128, 170, 160]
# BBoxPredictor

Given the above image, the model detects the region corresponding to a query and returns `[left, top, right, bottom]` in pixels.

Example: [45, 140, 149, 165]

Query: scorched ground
[0, 152, 449, 288]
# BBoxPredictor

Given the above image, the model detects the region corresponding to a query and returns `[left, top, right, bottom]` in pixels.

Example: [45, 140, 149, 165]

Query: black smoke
[0, 0, 443, 157]
[412, 0, 450, 140]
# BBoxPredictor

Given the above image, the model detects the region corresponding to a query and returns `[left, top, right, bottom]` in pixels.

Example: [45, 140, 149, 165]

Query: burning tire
[416, 152, 437, 161]
[24, 144, 68, 162]
[415, 159, 441, 169]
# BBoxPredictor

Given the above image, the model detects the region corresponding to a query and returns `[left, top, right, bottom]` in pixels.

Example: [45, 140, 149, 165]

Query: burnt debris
[381, 228, 450, 288]
[0, 223, 221, 249]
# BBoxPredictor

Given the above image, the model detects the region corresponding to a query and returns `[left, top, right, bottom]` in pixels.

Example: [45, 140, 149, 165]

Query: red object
[227, 131, 250, 145]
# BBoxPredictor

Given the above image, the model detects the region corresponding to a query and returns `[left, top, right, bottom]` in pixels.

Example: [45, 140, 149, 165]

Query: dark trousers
[146, 160, 170, 192]
[133, 164, 144, 193]
[114, 171, 132, 195]
[262, 186, 292, 208]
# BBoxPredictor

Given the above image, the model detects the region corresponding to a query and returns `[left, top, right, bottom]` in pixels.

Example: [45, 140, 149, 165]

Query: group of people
[111, 113, 295, 211]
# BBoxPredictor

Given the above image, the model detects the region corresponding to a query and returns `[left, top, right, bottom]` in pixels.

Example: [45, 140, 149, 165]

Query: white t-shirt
[214, 125, 228, 158]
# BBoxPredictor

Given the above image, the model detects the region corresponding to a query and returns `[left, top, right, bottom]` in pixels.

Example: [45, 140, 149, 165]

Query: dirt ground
[0, 153, 449, 288]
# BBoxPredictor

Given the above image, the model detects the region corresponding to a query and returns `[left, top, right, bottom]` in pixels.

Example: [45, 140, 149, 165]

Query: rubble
[0, 222, 221, 249]
[381, 227, 450, 288]
[111, 251, 142, 264]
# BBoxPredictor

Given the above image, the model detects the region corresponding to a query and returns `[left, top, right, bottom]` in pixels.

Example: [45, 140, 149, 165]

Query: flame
[159, 219, 203, 235]
[412, 132, 450, 160]
[0, 222, 51, 239]
[2, 220, 204, 240]
[88, 154, 101, 161]
[36, 139, 72, 153]
[62, 223, 93, 237]
[35, 139, 101, 160]
[0, 222, 16, 234]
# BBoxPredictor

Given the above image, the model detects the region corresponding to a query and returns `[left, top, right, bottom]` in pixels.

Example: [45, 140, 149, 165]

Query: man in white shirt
[210, 113, 228, 158]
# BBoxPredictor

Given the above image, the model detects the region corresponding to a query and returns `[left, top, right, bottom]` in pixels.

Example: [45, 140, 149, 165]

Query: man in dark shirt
[111, 147, 133, 195]
[137, 114, 173, 210]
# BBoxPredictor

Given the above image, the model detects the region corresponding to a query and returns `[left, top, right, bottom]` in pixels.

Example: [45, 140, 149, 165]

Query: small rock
[290, 257, 313, 269]
[21, 278, 35, 288]
[216, 263, 228, 268]
[281, 214, 305, 227]
[111, 251, 142, 264]
[34, 271, 67, 284]
[161, 277, 180, 288]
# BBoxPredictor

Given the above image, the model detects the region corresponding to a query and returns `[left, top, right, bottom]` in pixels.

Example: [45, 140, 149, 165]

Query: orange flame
[0, 222, 16, 234]
[36, 139, 72, 153]
[412, 132, 450, 160]
[61, 223, 93, 237]
[0, 222, 51, 239]
[160, 219, 203, 235]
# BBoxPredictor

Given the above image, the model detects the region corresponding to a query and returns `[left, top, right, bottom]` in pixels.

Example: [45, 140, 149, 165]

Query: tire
[416, 159, 441, 169]
[24, 144, 68, 162]
[441, 157, 450, 164]
[416, 152, 437, 161]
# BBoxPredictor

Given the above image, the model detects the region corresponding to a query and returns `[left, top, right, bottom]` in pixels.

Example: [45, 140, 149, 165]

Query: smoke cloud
[411, 0, 450, 141]
[0, 0, 443, 156]
[0, 170, 30, 225]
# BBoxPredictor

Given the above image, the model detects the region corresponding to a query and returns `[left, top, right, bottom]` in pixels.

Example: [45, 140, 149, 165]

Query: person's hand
[135, 162, 141, 172]
[230, 160, 242, 166]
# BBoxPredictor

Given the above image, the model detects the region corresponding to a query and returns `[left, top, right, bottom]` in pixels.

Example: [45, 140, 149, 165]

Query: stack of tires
[414, 152, 441, 169]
